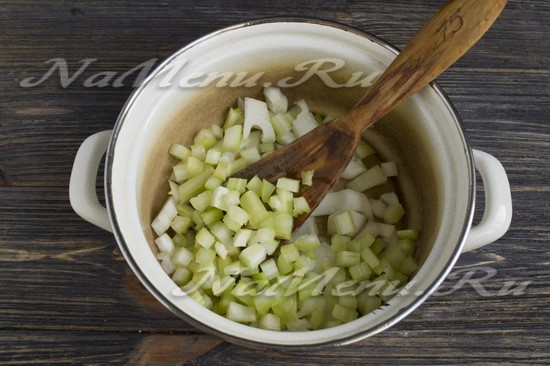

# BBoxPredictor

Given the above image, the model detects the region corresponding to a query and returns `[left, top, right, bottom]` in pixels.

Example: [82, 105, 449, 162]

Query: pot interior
[109, 20, 473, 347]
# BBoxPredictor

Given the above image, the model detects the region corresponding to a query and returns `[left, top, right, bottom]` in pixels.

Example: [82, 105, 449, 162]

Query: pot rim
[105, 16, 475, 349]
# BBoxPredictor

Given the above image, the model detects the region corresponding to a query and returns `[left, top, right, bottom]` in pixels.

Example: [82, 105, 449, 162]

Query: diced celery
[377, 222, 396, 239]
[254, 293, 275, 315]
[260, 179, 276, 203]
[264, 86, 288, 113]
[383, 203, 405, 224]
[270, 113, 293, 137]
[232, 228, 252, 248]
[191, 210, 204, 230]
[220, 151, 236, 163]
[294, 255, 315, 277]
[223, 206, 249, 231]
[312, 189, 372, 219]
[373, 259, 395, 278]
[169, 143, 191, 161]
[159, 256, 176, 275]
[259, 142, 275, 154]
[178, 168, 214, 203]
[195, 227, 215, 249]
[168, 180, 180, 202]
[214, 241, 228, 259]
[370, 199, 386, 219]
[189, 190, 212, 212]
[209, 221, 232, 243]
[195, 247, 216, 264]
[341, 158, 367, 180]
[250, 227, 276, 244]
[347, 239, 362, 253]
[335, 251, 361, 267]
[172, 246, 193, 267]
[356, 293, 382, 315]
[210, 124, 223, 139]
[355, 140, 376, 159]
[347, 165, 388, 192]
[226, 177, 247, 194]
[173, 162, 190, 183]
[356, 233, 375, 249]
[151, 197, 178, 236]
[330, 211, 357, 236]
[240, 190, 268, 227]
[397, 239, 416, 257]
[243, 97, 276, 143]
[204, 176, 223, 191]
[259, 258, 279, 280]
[338, 295, 358, 309]
[240, 146, 261, 164]
[276, 177, 300, 193]
[172, 267, 192, 285]
[280, 243, 300, 263]
[380, 192, 400, 206]
[292, 100, 318, 137]
[223, 124, 243, 152]
[194, 128, 218, 150]
[381, 161, 398, 177]
[223, 261, 242, 276]
[309, 307, 326, 330]
[277, 253, 294, 275]
[170, 215, 192, 234]
[243, 130, 261, 150]
[171, 233, 187, 247]
[399, 256, 418, 276]
[361, 247, 381, 269]
[176, 202, 194, 218]
[262, 239, 279, 256]
[294, 234, 321, 252]
[240, 243, 267, 269]
[331, 303, 358, 323]
[213, 160, 232, 181]
[190, 144, 206, 161]
[258, 313, 281, 331]
[245, 176, 262, 197]
[223, 107, 244, 129]
[397, 229, 420, 241]
[270, 211, 293, 240]
[370, 238, 386, 255]
[226, 302, 257, 323]
[272, 293, 299, 325]
[349, 261, 372, 282]
[268, 195, 283, 212]
[277, 130, 296, 145]
[154, 233, 175, 254]
[293, 197, 311, 217]
[276, 189, 293, 214]
[331, 235, 350, 252]
[301, 170, 314, 186]
[230, 158, 248, 175]
[212, 275, 236, 296]
[205, 148, 222, 165]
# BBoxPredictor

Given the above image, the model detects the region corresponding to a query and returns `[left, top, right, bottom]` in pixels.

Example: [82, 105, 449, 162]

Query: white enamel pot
[69, 18, 512, 348]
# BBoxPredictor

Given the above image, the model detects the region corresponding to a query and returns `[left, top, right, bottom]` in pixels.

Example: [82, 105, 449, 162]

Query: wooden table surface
[1, 0, 549, 364]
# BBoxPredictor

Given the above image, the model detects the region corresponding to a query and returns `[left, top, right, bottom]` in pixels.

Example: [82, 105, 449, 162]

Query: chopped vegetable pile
[151, 87, 419, 331]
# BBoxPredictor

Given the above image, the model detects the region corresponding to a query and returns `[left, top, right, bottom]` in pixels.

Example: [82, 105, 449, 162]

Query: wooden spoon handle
[342, 0, 507, 135]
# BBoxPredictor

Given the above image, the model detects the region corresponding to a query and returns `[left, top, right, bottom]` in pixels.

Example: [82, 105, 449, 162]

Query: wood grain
[0, 0, 549, 364]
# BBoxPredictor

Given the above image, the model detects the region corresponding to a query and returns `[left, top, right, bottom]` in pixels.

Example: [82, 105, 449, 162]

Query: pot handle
[69, 130, 113, 232]
[462, 149, 512, 252]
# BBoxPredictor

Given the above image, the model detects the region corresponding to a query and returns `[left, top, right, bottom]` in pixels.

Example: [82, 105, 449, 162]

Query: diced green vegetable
[152, 86, 421, 331]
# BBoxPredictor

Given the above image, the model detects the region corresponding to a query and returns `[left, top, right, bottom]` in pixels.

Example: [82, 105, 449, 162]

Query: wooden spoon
[233, 0, 507, 228]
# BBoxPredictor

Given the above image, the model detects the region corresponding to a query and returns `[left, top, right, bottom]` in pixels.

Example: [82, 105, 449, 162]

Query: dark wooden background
[1, 0, 549, 364]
